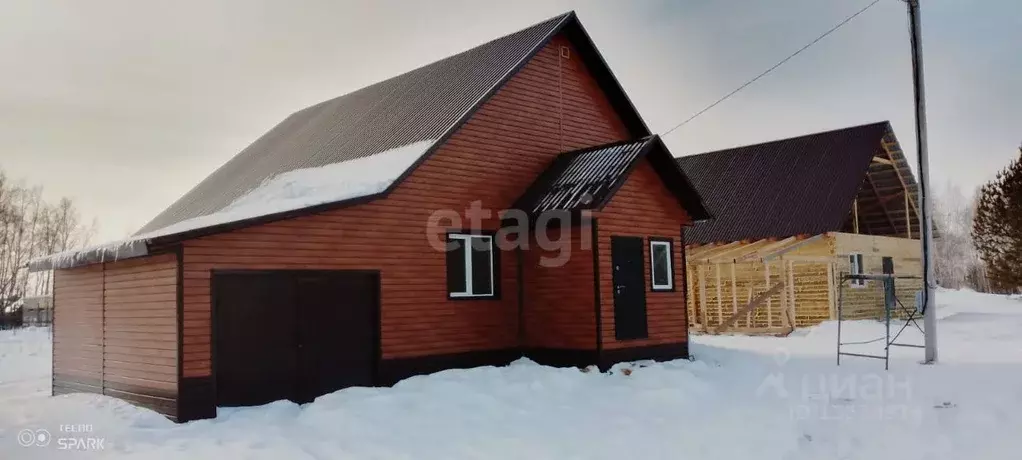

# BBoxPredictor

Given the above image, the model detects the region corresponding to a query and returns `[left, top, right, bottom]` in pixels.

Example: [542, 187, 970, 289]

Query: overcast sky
[2, 0, 1020, 243]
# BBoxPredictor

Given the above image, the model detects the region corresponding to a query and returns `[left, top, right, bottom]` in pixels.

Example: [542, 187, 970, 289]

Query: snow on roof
[30, 139, 436, 271]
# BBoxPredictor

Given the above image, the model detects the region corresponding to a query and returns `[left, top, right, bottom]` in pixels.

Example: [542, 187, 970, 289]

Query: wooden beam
[687, 261, 696, 324]
[746, 286, 754, 327]
[865, 173, 900, 234]
[871, 156, 894, 165]
[691, 241, 742, 261]
[827, 262, 836, 320]
[730, 263, 738, 315]
[762, 234, 824, 261]
[737, 236, 797, 262]
[765, 262, 773, 327]
[878, 188, 905, 206]
[706, 239, 773, 263]
[853, 199, 860, 234]
[779, 255, 836, 263]
[779, 262, 790, 329]
[687, 242, 720, 259]
[787, 260, 797, 330]
[905, 192, 912, 239]
[882, 140, 920, 219]
[715, 263, 723, 324]
[715, 282, 786, 334]
[699, 266, 708, 327]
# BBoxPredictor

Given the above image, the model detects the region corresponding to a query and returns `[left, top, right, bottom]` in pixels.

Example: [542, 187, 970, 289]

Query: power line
[661, 0, 882, 138]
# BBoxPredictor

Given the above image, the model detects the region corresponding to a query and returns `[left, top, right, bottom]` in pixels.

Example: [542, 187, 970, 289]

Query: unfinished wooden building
[677, 122, 923, 334]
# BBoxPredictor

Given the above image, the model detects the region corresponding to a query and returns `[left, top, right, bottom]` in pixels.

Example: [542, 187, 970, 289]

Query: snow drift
[2, 289, 1021, 459]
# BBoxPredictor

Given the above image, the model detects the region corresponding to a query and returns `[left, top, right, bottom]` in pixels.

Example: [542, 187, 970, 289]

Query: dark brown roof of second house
[677, 121, 917, 244]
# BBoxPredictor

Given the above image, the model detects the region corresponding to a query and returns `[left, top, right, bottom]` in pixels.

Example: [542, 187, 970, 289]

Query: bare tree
[0, 169, 94, 313]
[0, 172, 43, 311]
[933, 182, 988, 291]
[30, 197, 94, 296]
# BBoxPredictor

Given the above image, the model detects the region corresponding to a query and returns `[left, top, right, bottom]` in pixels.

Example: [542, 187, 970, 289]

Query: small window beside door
[649, 238, 674, 291]
[849, 253, 866, 287]
[446, 233, 498, 299]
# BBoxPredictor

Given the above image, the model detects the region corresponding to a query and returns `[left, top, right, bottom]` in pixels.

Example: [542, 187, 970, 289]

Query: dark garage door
[213, 270, 378, 407]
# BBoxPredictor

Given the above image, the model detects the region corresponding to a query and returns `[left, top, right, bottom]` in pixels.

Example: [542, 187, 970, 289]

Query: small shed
[678, 122, 923, 334]
[22, 296, 53, 326]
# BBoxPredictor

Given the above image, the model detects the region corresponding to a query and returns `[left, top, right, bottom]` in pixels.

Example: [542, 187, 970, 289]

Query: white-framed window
[446, 233, 496, 298]
[649, 239, 674, 291]
[849, 253, 866, 287]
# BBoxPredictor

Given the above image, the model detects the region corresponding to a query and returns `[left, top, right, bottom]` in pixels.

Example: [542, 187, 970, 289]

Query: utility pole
[906, 0, 937, 363]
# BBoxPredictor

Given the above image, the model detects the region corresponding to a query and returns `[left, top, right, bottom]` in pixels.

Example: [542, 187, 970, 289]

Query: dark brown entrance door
[214, 270, 378, 407]
[611, 236, 648, 340]
[882, 256, 896, 308]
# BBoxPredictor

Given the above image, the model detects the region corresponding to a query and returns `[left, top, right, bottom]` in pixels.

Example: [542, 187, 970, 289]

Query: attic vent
[560, 46, 570, 59]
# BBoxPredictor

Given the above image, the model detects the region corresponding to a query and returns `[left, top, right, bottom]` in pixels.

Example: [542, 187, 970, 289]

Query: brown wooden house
[30, 12, 710, 422]
[676, 122, 923, 335]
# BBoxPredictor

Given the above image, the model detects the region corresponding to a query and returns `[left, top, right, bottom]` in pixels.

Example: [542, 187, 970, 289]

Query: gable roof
[515, 136, 710, 220]
[30, 11, 654, 271]
[137, 11, 649, 236]
[677, 121, 918, 244]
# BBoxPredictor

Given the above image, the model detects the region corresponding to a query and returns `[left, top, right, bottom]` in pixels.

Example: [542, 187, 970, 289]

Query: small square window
[649, 239, 674, 291]
[849, 253, 866, 287]
[446, 233, 497, 298]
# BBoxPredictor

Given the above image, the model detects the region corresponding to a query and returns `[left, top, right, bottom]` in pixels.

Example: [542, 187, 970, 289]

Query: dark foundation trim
[178, 377, 216, 422]
[89, 340, 688, 423]
[598, 342, 689, 371]
[523, 348, 599, 368]
[377, 348, 521, 386]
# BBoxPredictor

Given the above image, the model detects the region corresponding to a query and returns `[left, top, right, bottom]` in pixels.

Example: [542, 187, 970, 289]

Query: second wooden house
[677, 122, 923, 335]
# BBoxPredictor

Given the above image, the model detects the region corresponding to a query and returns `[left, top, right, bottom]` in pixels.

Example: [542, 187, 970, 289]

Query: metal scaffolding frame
[836, 273, 925, 370]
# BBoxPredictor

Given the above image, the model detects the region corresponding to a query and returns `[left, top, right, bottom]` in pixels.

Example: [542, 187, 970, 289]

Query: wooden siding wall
[53, 265, 104, 394]
[597, 160, 691, 349]
[690, 260, 832, 331]
[687, 233, 924, 333]
[101, 255, 178, 412]
[833, 233, 922, 320]
[180, 33, 630, 377]
[522, 225, 596, 350]
[688, 236, 835, 332]
[52, 253, 179, 417]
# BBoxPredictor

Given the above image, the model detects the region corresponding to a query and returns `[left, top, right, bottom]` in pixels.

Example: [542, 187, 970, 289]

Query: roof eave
[28, 239, 150, 272]
[29, 190, 391, 272]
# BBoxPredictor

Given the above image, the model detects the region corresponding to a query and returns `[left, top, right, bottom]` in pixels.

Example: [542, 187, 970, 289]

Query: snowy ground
[1, 289, 1020, 459]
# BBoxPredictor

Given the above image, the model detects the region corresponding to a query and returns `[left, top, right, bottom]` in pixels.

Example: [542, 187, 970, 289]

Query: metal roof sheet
[677, 121, 899, 244]
[525, 138, 652, 213]
[137, 12, 573, 234]
[515, 136, 710, 220]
